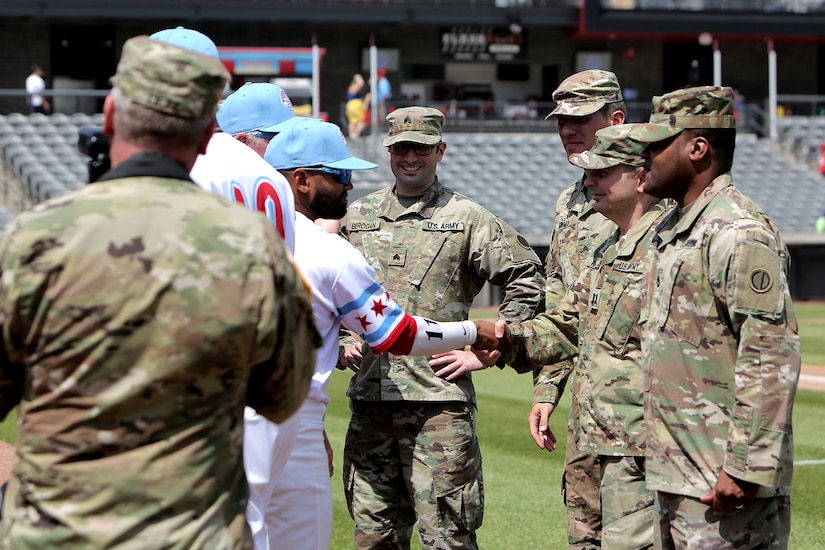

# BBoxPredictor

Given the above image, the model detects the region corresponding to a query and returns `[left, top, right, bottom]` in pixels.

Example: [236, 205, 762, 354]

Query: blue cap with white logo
[148, 26, 219, 59]
[217, 82, 296, 135]
[265, 119, 377, 171]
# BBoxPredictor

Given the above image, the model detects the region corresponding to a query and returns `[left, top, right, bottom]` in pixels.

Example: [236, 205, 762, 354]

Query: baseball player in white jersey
[148, 29, 309, 546]
[190, 83, 306, 546]
[190, 82, 298, 252]
[151, 27, 297, 252]
[255, 118, 498, 549]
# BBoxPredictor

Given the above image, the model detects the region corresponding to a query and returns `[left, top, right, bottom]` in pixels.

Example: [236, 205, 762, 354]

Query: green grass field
[1, 303, 823, 548]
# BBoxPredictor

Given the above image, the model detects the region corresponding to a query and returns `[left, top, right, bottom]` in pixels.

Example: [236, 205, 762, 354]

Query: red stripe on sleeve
[369, 314, 417, 355]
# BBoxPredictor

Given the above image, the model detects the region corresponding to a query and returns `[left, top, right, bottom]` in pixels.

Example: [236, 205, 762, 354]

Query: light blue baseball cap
[217, 82, 296, 135]
[265, 119, 377, 171]
[149, 26, 219, 60]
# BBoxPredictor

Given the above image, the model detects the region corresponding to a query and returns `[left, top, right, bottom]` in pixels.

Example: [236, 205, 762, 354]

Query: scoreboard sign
[440, 26, 525, 61]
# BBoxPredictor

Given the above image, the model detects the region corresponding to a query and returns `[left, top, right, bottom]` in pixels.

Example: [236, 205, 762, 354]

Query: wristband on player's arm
[407, 318, 476, 356]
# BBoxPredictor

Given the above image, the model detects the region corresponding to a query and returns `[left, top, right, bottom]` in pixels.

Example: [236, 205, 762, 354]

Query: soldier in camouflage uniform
[628, 86, 800, 548]
[476, 124, 670, 549]
[533, 70, 626, 550]
[0, 36, 320, 549]
[339, 106, 545, 549]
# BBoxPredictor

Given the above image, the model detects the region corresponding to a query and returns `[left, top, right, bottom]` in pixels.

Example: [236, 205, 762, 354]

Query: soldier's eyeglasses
[298, 166, 352, 185]
[388, 142, 441, 156]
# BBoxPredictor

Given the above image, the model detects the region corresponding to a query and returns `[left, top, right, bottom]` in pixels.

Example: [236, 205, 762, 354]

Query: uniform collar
[96, 151, 194, 184]
[377, 177, 445, 220]
[654, 173, 733, 248]
[604, 200, 671, 264]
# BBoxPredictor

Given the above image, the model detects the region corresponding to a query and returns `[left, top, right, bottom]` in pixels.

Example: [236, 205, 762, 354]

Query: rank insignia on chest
[389, 246, 406, 266]
[589, 292, 600, 313]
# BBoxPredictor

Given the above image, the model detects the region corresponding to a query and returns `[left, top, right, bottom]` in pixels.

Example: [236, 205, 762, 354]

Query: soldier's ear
[102, 95, 115, 136]
[687, 135, 710, 162]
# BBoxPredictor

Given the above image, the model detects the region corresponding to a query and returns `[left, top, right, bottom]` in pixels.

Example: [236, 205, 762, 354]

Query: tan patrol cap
[570, 124, 646, 170]
[546, 69, 623, 119]
[110, 35, 229, 120]
[628, 85, 736, 143]
[383, 106, 444, 146]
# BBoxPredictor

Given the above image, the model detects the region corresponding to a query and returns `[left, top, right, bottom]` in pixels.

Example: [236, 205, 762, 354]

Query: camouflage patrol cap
[628, 85, 736, 143]
[546, 69, 623, 119]
[110, 35, 229, 120]
[570, 124, 646, 170]
[383, 106, 444, 146]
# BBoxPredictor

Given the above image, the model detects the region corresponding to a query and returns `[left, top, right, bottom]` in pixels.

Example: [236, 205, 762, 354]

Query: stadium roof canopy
[4, 0, 825, 36]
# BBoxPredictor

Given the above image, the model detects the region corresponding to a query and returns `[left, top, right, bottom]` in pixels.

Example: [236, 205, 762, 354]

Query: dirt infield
[799, 364, 825, 391]
[0, 365, 821, 485]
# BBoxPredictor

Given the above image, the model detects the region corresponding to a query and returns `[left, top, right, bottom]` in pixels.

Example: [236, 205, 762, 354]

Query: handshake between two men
[428, 319, 512, 381]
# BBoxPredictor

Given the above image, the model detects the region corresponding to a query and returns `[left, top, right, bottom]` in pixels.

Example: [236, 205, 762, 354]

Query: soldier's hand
[339, 344, 363, 372]
[430, 349, 488, 380]
[529, 402, 557, 452]
[700, 470, 758, 514]
[472, 319, 511, 352]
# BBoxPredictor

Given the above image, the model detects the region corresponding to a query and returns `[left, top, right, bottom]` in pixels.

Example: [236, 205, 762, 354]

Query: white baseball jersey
[191, 132, 296, 253]
[293, 213, 477, 404]
[242, 214, 478, 549]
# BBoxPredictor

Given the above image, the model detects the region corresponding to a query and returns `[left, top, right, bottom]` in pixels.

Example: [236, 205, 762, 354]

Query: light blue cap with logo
[265, 118, 377, 171]
[217, 82, 296, 135]
[148, 26, 219, 60]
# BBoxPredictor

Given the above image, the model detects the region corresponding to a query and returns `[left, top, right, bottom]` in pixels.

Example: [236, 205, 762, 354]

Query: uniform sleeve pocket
[757, 334, 798, 434]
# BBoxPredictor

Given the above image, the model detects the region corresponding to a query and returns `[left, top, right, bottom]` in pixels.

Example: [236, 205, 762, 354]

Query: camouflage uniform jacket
[506, 203, 670, 456]
[0, 153, 319, 549]
[643, 173, 800, 499]
[341, 177, 545, 402]
[531, 177, 616, 404]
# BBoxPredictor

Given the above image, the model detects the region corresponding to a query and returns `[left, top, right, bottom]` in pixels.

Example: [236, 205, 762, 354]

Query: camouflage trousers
[343, 400, 483, 550]
[653, 491, 790, 549]
[564, 414, 602, 549]
[599, 456, 653, 550]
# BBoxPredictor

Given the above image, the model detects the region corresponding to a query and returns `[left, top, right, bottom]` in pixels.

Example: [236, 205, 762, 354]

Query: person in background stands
[346, 74, 367, 139]
[25, 65, 50, 115]
[376, 68, 392, 124]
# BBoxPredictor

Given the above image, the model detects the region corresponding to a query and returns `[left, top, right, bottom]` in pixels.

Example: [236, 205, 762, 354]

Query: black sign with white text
[440, 26, 525, 61]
